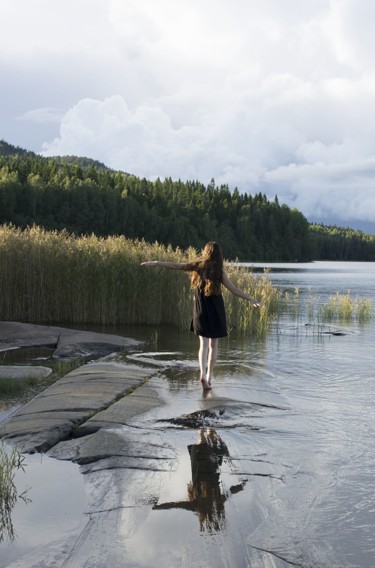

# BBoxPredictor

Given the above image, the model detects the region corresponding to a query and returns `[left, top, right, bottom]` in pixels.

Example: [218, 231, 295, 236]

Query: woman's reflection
[153, 428, 246, 532]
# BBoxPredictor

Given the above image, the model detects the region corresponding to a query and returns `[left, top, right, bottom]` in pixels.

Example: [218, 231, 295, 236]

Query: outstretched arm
[141, 261, 187, 270]
[222, 271, 261, 307]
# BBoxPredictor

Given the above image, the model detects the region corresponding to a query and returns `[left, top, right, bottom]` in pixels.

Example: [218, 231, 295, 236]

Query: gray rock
[54, 329, 140, 358]
[0, 325, 171, 568]
[0, 321, 59, 351]
[0, 321, 141, 359]
[0, 362, 158, 453]
[0, 365, 52, 380]
[73, 384, 163, 437]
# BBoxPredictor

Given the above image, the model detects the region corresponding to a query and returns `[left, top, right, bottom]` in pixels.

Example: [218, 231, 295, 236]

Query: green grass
[0, 379, 26, 398]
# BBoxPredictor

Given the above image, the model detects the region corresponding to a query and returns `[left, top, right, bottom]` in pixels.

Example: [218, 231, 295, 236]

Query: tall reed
[284, 288, 374, 324]
[0, 225, 281, 335]
[224, 266, 282, 335]
[318, 292, 373, 323]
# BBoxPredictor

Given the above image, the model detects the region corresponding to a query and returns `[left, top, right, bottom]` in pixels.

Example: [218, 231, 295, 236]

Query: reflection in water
[153, 429, 246, 532]
[0, 445, 30, 543]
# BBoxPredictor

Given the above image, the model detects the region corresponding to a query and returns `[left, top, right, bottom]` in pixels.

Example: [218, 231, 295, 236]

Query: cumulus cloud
[3, 0, 375, 228]
[264, 160, 375, 221]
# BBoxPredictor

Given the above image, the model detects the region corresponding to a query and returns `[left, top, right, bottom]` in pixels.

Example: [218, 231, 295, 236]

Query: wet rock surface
[158, 408, 226, 428]
[0, 349, 169, 567]
[0, 338, 295, 568]
[0, 362, 160, 454]
[0, 321, 141, 359]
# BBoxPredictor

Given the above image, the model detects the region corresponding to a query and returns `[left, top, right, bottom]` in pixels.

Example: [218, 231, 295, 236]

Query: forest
[1, 140, 375, 261]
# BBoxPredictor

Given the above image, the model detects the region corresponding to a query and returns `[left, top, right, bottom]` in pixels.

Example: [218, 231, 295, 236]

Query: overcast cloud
[1, 0, 375, 229]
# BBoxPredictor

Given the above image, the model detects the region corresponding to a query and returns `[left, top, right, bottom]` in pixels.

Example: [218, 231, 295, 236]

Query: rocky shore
[0, 322, 167, 568]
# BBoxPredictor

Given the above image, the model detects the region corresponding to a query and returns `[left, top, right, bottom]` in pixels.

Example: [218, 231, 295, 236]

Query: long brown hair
[189, 241, 224, 296]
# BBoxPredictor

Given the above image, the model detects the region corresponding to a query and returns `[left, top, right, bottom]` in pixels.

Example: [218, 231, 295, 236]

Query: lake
[117, 261, 375, 567]
[1, 261, 374, 567]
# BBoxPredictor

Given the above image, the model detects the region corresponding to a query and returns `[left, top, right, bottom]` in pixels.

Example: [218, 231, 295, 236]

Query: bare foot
[200, 377, 212, 390]
[197, 428, 205, 444]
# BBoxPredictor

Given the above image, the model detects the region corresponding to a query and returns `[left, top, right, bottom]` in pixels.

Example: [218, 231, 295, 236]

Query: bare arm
[141, 261, 187, 270]
[222, 271, 261, 307]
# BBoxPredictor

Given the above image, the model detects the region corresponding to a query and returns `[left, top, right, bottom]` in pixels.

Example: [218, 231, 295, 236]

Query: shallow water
[116, 262, 375, 567]
[116, 325, 374, 567]
[1, 261, 375, 567]
[0, 450, 86, 567]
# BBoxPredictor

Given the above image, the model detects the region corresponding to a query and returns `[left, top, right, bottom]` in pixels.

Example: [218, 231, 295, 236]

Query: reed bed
[318, 292, 373, 323]
[0, 225, 281, 335]
[283, 288, 373, 324]
[224, 266, 282, 335]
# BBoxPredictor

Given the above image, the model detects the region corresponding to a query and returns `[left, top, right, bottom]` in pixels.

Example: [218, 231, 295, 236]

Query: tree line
[0, 141, 374, 261]
[310, 223, 375, 261]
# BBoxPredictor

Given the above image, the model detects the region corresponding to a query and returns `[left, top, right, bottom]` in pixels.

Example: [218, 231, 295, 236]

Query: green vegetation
[0, 224, 280, 334]
[225, 267, 282, 335]
[0, 443, 30, 542]
[0, 142, 312, 261]
[53, 357, 83, 378]
[2, 141, 375, 262]
[318, 293, 373, 323]
[310, 224, 375, 261]
[283, 289, 373, 325]
[0, 378, 36, 398]
[0, 140, 33, 157]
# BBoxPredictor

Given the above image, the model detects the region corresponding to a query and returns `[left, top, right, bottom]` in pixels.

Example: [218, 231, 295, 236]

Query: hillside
[0, 140, 35, 157]
[0, 140, 374, 261]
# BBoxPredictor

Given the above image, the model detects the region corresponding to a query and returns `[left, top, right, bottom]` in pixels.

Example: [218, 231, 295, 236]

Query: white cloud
[264, 159, 375, 222]
[3, 0, 375, 228]
[0, 0, 113, 59]
[17, 108, 64, 124]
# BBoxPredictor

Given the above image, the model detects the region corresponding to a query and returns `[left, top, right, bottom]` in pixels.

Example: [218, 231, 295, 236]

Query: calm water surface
[1, 261, 374, 567]
[118, 261, 375, 567]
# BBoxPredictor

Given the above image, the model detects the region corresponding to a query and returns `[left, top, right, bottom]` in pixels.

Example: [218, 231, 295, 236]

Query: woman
[141, 241, 260, 390]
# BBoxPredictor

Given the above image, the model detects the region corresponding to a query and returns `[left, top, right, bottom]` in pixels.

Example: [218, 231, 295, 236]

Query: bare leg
[198, 335, 208, 381]
[198, 336, 211, 389]
[206, 338, 218, 386]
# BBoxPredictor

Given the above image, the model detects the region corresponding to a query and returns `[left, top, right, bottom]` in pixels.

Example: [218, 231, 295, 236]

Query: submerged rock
[158, 408, 225, 428]
[0, 321, 141, 359]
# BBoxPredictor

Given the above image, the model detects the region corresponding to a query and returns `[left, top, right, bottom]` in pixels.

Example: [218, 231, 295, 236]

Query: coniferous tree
[1, 141, 375, 261]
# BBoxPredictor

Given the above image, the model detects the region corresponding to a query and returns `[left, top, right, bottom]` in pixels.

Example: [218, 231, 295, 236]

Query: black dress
[190, 285, 227, 338]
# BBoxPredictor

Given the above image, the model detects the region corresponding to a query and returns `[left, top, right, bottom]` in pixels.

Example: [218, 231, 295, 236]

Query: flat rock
[0, 327, 171, 568]
[73, 384, 163, 437]
[49, 425, 174, 471]
[0, 321, 141, 359]
[0, 361, 158, 453]
[0, 365, 52, 380]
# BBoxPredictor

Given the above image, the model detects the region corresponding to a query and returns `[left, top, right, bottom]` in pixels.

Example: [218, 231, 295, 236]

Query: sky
[1, 0, 375, 231]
